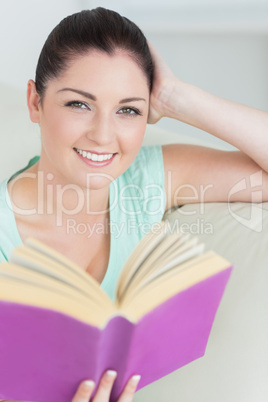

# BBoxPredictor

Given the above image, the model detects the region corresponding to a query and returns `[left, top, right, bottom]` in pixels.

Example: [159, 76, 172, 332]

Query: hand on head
[147, 41, 178, 124]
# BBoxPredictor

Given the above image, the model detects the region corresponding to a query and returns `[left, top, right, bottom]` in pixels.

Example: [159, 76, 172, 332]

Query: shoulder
[0, 179, 13, 262]
[0, 178, 22, 261]
[0, 249, 6, 263]
[0, 178, 10, 208]
[8, 155, 40, 182]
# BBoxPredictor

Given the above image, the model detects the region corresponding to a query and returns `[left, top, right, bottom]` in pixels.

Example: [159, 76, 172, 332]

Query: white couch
[1, 84, 267, 402]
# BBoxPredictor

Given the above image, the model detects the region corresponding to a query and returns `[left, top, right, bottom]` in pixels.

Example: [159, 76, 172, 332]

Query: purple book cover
[0, 267, 232, 402]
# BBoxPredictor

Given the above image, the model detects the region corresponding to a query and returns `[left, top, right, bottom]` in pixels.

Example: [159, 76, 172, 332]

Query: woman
[1, 7, 268, 402]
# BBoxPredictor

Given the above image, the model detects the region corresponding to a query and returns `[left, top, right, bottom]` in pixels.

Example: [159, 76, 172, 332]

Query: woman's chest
[50, 231, 111, 283]
[16, 216, 111, 284]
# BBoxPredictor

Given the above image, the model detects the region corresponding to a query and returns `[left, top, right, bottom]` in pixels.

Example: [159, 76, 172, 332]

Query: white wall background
[1, 0, 268, 180]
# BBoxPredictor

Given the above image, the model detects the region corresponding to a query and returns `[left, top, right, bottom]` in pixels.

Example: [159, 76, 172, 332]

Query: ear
[27, 79, 41, 123]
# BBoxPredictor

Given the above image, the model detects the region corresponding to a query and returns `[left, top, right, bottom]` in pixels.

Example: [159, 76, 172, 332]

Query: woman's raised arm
[148, 43, 268, 173]
[148, 43, 268, 208]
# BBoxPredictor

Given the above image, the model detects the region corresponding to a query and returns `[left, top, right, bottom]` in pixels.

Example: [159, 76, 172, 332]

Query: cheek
[40, 109, 81, 147]
[118, 119, 147, 152]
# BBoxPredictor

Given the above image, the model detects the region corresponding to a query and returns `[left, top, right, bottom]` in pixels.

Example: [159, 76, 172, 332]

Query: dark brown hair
[35, 7, 154, 99]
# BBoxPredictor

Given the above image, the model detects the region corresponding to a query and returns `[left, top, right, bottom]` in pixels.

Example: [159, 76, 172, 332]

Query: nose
[86, 112, 115, 146]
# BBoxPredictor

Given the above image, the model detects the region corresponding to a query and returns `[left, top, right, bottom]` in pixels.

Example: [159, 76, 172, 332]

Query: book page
[0, 262, 94, 303]
[119, 252, 231, 321]
[118, 234, 201, 301]
[0, 273, 112, 327]
[117, 223, 204, 303]
[11, 242, 111, 307]
[122, 241, 204, 302]
[0, 226, 231, 327]
[116, 221, 171, 299]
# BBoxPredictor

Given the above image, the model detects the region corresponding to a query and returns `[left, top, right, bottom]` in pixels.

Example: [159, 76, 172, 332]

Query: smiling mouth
[74, 147, 115, 162]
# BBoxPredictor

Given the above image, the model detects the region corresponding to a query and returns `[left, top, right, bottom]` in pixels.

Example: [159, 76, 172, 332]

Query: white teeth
[76, 148, 113, 162]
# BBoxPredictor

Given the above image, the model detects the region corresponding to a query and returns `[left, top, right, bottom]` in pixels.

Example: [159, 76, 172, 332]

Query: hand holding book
[71, 372, 140, 402]
[0, 222, 232, 402]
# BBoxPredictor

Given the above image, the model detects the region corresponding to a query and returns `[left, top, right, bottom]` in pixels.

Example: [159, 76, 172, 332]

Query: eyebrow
[57, 88, 146, 103]
[119, 97, 146, 104]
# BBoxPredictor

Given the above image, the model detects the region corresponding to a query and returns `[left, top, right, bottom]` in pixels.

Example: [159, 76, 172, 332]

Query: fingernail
[83, 380, 95, 390]
[131, 375, 141, 385]
[106, 370, 117, 378]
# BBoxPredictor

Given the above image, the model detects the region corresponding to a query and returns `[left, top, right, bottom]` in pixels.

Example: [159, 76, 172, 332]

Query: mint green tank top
[0, 146, 166, 300]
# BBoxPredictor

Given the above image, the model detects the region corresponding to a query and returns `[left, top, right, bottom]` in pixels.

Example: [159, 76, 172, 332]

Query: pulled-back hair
[35, 7, 154, 98]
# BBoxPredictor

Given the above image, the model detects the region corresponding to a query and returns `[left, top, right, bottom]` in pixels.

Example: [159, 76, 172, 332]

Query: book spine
[94, 315, 135, 402]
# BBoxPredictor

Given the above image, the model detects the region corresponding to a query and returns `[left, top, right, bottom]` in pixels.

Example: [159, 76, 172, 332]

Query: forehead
[47, 50, 149, 98]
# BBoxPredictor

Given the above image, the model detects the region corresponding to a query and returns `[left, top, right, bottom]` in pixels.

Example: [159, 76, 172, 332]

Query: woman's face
[30, 50, 150, 190]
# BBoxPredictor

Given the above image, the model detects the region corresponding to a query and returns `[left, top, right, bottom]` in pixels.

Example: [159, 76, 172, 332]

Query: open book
[0, 221, 232, 402]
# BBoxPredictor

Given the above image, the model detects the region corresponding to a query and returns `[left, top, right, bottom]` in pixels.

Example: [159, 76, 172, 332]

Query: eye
[117, 107, 142, 116]
[65, 101, 90, 110]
